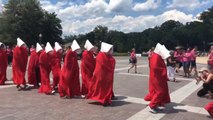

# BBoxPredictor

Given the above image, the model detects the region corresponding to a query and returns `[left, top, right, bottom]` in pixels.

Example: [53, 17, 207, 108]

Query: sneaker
[51, 90, 56, 94]
[148, 106, 158, 114]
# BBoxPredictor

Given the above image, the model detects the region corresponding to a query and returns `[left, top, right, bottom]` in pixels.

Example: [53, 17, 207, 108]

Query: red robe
[38, 51, 52, 94]
[58, 50, 80, 97]
[205, 102, 213, 117]
[0, 49, 8, 85]
[12, 46, 28, 85]
[27, 50, 39, 86]
[144, 53, 170, 108]
[87, 52, 115, 104]
[51, 50, 61, 88]
[80, 50, 96, 95]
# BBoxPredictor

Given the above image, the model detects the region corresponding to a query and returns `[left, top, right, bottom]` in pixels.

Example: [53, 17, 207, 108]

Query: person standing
[208, 48, 213, 73]
[38, 42, 55, 95]
[87, 42, 115, 106]
[144, 43, 171, 113]
[80, 40, 96, 97]
[0, 42, 8, 85]
[166, 51, 176, 82]
[190, 46, 198, 76]
[58, 40, 81, 98]
[12, 38, 28, 90]
[128, 48, 137, 73]
[182, 48, 191, 77]
[27, 43, 43, 88]
[51, 42, 62, 90]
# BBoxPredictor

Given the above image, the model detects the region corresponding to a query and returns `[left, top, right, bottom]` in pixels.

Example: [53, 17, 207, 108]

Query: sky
[0, 0, 213, 36]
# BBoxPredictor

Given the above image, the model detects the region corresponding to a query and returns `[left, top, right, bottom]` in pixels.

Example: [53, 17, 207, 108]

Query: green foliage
[0, 0, 62, 46]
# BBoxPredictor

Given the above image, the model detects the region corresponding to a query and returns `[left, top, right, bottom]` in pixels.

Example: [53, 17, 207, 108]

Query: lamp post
[39, 33, 42, 44]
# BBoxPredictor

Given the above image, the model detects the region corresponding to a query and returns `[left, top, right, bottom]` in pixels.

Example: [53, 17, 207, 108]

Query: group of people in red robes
[0, 38, 116, 106]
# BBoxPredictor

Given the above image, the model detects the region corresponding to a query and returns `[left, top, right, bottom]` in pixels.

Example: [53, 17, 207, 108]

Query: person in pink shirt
[208, 48, 213, 73]
[190, 46, 198, 76]
[182, 48, 191, 77]
[128, 48, 137, 73]
[174, 48, 183, 73]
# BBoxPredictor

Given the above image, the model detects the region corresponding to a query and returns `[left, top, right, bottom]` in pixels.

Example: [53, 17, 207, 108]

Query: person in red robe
[0, 42, 8, 85]
[12, 38, 28, 90]
[205, 102, 213, 117]
[58, 40, 81, 98]
[27, 43, 43, 88]
[51, 42, 62, 90]
[38, 42, 55, 94]
[144, 43, 171, 113]
[80, 40, 96, 97]
[87, 42, 115, 106]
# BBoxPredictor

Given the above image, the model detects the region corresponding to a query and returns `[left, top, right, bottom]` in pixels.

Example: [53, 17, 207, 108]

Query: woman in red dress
[87, 42, 115, 106]
[12, 38, 28, 90]
[58, 40, 81, 98]
[81, 40, 96, 97]
[0, 42, 8, 85]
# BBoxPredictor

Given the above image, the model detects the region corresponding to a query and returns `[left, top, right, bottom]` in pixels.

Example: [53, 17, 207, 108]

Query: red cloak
[38, 51, 52, 94]
[144, 53, 170, 108]
[80, 50, 96, 95]
[205, 102, 213, 117]
[12, 46, 28, 85]
[87, 52, 115, 105]
[0, 49, 8, 85]
[58, 50, 80, 97]
[51, 50, 61, 88]
[27, 50, 39, 86]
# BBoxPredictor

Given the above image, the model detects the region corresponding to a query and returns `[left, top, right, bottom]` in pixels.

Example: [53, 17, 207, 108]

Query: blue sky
[0, 0, 213, 36]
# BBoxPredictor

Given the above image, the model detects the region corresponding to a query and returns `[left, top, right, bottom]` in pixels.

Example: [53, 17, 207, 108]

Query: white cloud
[133, 0, 161, 11]
[61, 9, 196, 35]
[167, 0, 212, 10]
[107, 0, 132, 12]
[59, 0, 108, 19]
[0, 0, 3, 13]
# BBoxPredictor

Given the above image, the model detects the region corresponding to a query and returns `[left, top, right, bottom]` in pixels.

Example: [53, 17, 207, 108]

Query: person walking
[128, 48, 137, 73]
[87, 42, 115, 106]
[12, 38, 28, 90]
[0, 42, 8, 85]
[80, 40, 96, 97]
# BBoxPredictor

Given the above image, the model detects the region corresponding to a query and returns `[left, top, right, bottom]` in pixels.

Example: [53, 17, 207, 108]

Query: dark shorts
[190, 60, 196, 67]
[183, 62, 190, 69]
[131, 59, 137, 64]
[176, 61, 182, 68]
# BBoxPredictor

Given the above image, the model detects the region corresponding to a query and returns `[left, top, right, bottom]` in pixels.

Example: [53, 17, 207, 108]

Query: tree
[0, 0, 62, 46]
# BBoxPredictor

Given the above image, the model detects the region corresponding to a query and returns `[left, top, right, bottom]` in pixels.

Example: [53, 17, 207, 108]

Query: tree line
[0, 0, 212, 53]
[64, 6, 213, 53]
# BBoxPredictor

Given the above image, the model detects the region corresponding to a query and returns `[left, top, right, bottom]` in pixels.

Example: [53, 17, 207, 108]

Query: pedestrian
[27, 43, 42, 88]
[174, 47, 183, 73]
[182, 48, 191, 77]
[51, 42, 62, 90]
[87, 42, 115, 106]
[12, 38, 28, 90]
[166, 51, 176, 82]
[196, 67, 213, 98]
[208, 48, 213, 73]
[128, 48, 137, 73]
[81, 40, 96, 98]
[189, 46, 198, 77]
[0, 42, 8, 85]
[38, 42, 55, 95]
[58, 40, 81, 98]
[144, 43, 171, 113]
[30, 45, 35, 53]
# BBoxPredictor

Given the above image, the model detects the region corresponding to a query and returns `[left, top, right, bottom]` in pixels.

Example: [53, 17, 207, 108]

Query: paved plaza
[0, 56, 212, 120]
